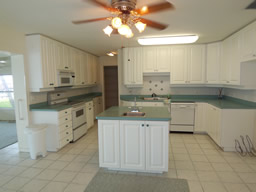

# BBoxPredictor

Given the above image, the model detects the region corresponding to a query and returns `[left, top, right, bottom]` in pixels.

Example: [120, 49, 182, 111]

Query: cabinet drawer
[59, 121, 72, 132]
[60, 128, 73, 140]
[59, 114, 72, 125]
[59, 134, 73, 148]
[59, 108, 71, 118]
[85, 101, 93, 108]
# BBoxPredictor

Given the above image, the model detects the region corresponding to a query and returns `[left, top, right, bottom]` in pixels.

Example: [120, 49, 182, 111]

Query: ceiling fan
[72, 0, 175, 38]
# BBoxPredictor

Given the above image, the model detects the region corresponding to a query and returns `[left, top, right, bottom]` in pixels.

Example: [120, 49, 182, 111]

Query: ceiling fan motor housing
[111, 0, 137, 11]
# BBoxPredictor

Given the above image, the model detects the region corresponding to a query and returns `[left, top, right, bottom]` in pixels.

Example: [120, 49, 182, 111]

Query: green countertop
[96, 106, 171, 121]
[30, 92, 102, 111]
[120, 95, 256, 109]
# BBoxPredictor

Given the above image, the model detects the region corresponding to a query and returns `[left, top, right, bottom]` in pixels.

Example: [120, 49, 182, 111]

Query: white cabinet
[123, 48, 143, 86]
[87, 54, 98, 85]
[206, 104, 221, 145]
[204, 104, 255, 151]
[171, 45, 205, 85]
[194, 103, 207, 133]
[79, 52, 87, 86]
[241, 21, 256, 62]
[143, 47, 170, 73]
[98, 120, 169, 172]
[86, 101, 94, 129]
[26, 35, 57, 91]
[170, 46, 188, 84]
[62, 45, 73, 70]
[188, 45, 206, 84]
[221, 34, 241, 85]
[93, 96, 103, 119]
[145, 121, 169, 172]
[98, 120, 120, 168]
[206, 43, 221, 84]
[31, 108, 73, 151]
[120, 121, 145, 170]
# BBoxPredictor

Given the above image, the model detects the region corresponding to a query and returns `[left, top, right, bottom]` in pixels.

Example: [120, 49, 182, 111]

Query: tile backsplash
[120, 76, 220, 96]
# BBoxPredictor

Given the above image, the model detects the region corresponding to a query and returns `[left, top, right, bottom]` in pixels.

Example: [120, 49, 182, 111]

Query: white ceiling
[0, 0, 255, 56]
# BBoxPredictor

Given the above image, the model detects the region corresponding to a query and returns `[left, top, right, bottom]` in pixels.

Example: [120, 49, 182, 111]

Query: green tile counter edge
[96, 106, 171, 121]
[30, 92, 102, 111]
[120, 95, 256, 109]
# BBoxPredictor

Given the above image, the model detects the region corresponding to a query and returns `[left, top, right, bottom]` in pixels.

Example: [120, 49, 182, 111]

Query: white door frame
[0, 51, 30, 152]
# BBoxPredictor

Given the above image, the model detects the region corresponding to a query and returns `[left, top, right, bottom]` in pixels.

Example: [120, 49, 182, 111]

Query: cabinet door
[170, 46, 188, 84]
[87, 54, 94, 84]
[133, 48, 143, 85]
[63, 45, 72, 70]
[123, 48, 134, 85]
[98, 120, 120, 168]
[41, 37, 56, 88]
[146, 121, 169, 172]
[188, 45, 205, 84]
[156, 47, 171, 72]
[194, 103, 207, 132]
[98, 97, 103, 114]
[229, 34, 241, 85]
[241, 22, 256, 62]
[79, 52, 86, 85]
[206, 43, 221, 84]
[120, 121, 145, 170]
[92, 56, 98, 85]
[143, 47, 157, 72]
[70, 49, 80, 86]
[220, 39, 231, 84]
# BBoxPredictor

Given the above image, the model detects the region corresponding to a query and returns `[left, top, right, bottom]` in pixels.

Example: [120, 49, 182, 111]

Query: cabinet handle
[66, 132, 69, 134]
[67, 139, 69, 142]
[66, 125, 68, 128]
[49, 83, 54, 86]
[253, 54, 256, 57]
[141, 124, 144, 127]
[146, 124, 149, 127]
[72, 76, 75, 78]
[82, 82, 85, 84]
[65, 118, 68, 120]
[65, 67, 68, 69]
[89, 108, 91, 110]
[65, 111, 68, 114]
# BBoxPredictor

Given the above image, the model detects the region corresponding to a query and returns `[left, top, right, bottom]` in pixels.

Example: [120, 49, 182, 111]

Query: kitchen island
[96, 106, 171, 173]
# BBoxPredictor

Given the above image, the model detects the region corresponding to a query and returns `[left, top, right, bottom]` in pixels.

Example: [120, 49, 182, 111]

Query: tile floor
[0, 123, 256, 192]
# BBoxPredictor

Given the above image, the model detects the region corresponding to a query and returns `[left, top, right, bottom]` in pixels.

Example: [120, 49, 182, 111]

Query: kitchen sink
[123, 112, 146, 117]
[143, 97, 167, 101]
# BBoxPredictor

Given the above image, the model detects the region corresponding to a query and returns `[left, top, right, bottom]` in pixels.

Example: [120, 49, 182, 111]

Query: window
[0, 75, 14, 108]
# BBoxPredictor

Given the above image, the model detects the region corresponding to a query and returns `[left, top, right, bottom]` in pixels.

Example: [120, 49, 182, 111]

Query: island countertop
[96, 106, 171, 121]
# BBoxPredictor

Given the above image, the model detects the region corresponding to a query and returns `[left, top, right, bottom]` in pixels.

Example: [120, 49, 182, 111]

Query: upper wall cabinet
[123, 48, 143, 86]
[27, 34, 98, 91]
[26, 35, 57, 92]
[170, 45, 205, 85]
[206, 42, 221, 84]
[240, 21, 256, 62]
[143, 47, 170, 73]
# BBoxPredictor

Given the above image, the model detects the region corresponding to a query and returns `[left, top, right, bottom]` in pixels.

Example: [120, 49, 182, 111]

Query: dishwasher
[170, 103, 195, 132]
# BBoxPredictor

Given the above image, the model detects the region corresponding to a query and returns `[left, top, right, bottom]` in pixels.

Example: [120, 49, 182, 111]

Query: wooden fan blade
[86, 0, 118, 12]
[72, 17, 109, 24]
[140, 18, 168, 30]
[135, 2, 174, 15]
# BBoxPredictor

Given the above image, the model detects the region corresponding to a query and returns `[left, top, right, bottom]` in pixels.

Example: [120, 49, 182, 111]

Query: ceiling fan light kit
[73, 0, 174, 38]
[138, 35, 199, 45]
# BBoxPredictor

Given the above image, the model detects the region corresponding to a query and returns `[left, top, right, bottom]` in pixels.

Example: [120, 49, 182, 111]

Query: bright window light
[138, 35, 199, 45]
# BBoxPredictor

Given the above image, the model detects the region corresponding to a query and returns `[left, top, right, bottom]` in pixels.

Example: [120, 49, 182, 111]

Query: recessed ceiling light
[0, 60, 6, 64]
[138, 35, 199, 45]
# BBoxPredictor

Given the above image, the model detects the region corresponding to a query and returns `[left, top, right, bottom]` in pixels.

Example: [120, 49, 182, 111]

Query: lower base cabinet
[98, 120, 169, 173]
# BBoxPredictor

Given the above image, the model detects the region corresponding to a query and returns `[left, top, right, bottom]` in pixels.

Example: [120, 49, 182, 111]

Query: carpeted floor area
[0, 121, 17, 149]
[85, 172, 189, 192]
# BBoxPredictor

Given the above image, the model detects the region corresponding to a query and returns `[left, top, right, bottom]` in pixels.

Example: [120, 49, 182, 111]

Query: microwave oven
[57, 70, 75, 87]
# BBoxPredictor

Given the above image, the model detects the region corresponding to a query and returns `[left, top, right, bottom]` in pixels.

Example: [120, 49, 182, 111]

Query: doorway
[0, 52, 29, 151]
[0, 56, 17, 149]
[104, 66, 118, 109]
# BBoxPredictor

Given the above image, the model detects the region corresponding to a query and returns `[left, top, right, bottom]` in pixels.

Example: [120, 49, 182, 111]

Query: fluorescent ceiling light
[138, 35, 199, 45]
[0, 60, 6, 64]
[107, 52, 115, 57]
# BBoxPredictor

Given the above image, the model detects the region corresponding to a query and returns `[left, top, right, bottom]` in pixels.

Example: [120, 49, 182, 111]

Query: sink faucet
[131, 97, 139, 112]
